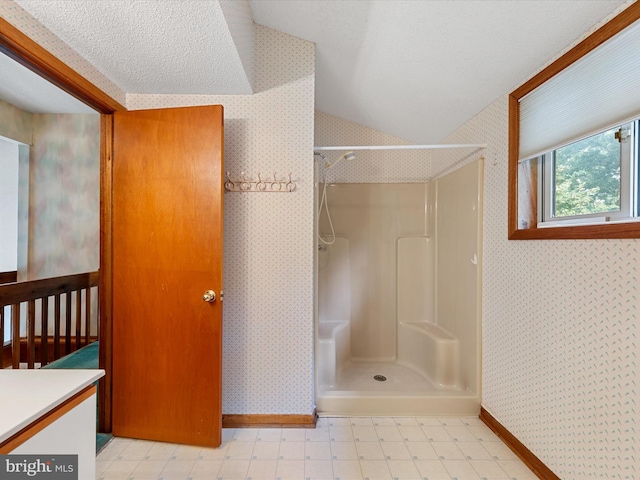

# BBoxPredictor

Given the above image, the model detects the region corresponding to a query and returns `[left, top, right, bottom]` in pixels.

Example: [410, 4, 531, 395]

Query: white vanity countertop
[0, 369, 104, 444]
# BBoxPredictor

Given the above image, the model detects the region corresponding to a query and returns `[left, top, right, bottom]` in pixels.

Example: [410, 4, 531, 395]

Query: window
[537, 122, 637, 227]
[509, 4, 640, 239]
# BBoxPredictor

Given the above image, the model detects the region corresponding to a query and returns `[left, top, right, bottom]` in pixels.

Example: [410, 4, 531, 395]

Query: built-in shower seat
[397, 321, 462, 390]
[317, 321, 350, 390]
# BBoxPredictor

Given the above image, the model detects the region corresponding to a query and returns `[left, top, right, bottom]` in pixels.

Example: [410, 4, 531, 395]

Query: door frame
[0, 17, 125, 431]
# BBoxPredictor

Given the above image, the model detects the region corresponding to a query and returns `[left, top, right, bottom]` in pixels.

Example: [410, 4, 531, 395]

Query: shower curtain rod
[313, 143, 486, 151]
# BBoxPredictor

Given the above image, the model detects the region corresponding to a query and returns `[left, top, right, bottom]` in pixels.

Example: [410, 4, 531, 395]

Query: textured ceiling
[13, 0, 254, 95]
[4, 0, 629, 142]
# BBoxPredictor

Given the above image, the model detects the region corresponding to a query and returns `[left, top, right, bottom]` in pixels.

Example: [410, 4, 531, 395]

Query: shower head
[342, 151, 356, 162]
[325, 150, 356, 169]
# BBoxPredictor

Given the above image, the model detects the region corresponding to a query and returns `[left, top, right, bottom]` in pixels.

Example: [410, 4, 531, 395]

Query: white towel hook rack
[224, 171, 296, 193]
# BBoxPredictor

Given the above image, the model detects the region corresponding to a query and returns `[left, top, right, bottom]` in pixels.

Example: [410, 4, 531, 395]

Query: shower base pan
[316, 362, 479, 417]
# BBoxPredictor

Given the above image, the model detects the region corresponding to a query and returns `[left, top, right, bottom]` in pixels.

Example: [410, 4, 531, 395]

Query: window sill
[509, 221, 640, 240]
[537, 217, 640, 228]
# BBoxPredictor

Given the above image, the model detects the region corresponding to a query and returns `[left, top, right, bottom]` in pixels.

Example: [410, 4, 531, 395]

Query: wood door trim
[0, 17, 124, 113]
[222, 411, 318, 429]
[480, 407, 560, 480]
[0, 385, 96, 453]
[0, 19, 120, 432]
[99, 115, 114, 432]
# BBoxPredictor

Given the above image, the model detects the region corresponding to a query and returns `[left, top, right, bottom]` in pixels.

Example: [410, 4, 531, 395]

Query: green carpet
[42, 341, 99, 370]
[42, 342, 111, 452]
[96, 433, 112, 452]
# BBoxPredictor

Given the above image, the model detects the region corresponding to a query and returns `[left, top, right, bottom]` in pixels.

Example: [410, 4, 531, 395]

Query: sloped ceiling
[5, 0, 629, 142]
[249, 0, 628, 143]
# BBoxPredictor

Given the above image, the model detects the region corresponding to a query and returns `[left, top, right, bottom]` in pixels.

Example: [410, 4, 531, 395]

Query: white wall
[0, 138, 18, 343]
[0, 138, 19, 272]
[430, 7, 638, 477]
[128, 25, 316, 415]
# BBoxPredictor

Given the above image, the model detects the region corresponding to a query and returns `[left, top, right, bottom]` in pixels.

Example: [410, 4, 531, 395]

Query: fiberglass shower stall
[315, 158, 483, 416]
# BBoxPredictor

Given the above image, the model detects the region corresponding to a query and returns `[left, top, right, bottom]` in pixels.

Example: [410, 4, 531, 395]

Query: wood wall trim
[2, 343, 11, 369]
[0, 17, 124, 113]
[0, 385, 96, 453]
[222, 411, 318, 429]
[99, 114, 114, 433]
[508, 4, 640, 240]
[0, 271, 17, 284]
[480, 407, 560, 480]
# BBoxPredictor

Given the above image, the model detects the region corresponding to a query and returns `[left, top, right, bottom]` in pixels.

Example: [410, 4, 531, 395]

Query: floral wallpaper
[29, 113, 100, 279]
[0, 98, 31, 145]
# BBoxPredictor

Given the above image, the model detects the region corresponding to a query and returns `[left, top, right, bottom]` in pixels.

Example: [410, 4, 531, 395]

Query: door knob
[203, 290, 216, 303]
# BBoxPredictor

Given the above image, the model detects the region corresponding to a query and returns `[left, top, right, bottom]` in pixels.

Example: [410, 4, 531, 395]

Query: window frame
[539, 122, 634, 226]
[508, 3, 640, 239]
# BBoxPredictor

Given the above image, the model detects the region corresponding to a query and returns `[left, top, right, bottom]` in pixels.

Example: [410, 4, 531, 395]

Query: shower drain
[373, 375, 387, 382]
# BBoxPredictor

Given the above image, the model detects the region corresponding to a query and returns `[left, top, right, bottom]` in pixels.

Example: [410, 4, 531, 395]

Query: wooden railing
[0, 271, 17, 285]
[0, 271, 99, 369]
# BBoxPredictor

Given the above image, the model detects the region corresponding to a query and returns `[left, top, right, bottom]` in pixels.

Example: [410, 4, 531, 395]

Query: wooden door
[111, 106, 224, 447]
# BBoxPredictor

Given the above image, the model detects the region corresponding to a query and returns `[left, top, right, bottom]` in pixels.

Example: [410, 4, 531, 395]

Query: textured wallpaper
[127, 25, 316, 416]
[430, 5, 638, 477]
[445, 92, 638, 480]
[314, 111, 434, 183]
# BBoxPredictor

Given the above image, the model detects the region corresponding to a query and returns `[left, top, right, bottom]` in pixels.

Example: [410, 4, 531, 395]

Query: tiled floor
[96, 416, 538, 480]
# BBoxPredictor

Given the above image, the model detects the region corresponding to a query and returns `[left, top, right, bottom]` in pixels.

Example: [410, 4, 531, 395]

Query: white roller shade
[519, 19, 640, 161]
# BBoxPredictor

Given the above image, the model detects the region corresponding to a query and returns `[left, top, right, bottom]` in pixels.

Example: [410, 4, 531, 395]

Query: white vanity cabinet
[0, 369, 104, 479]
